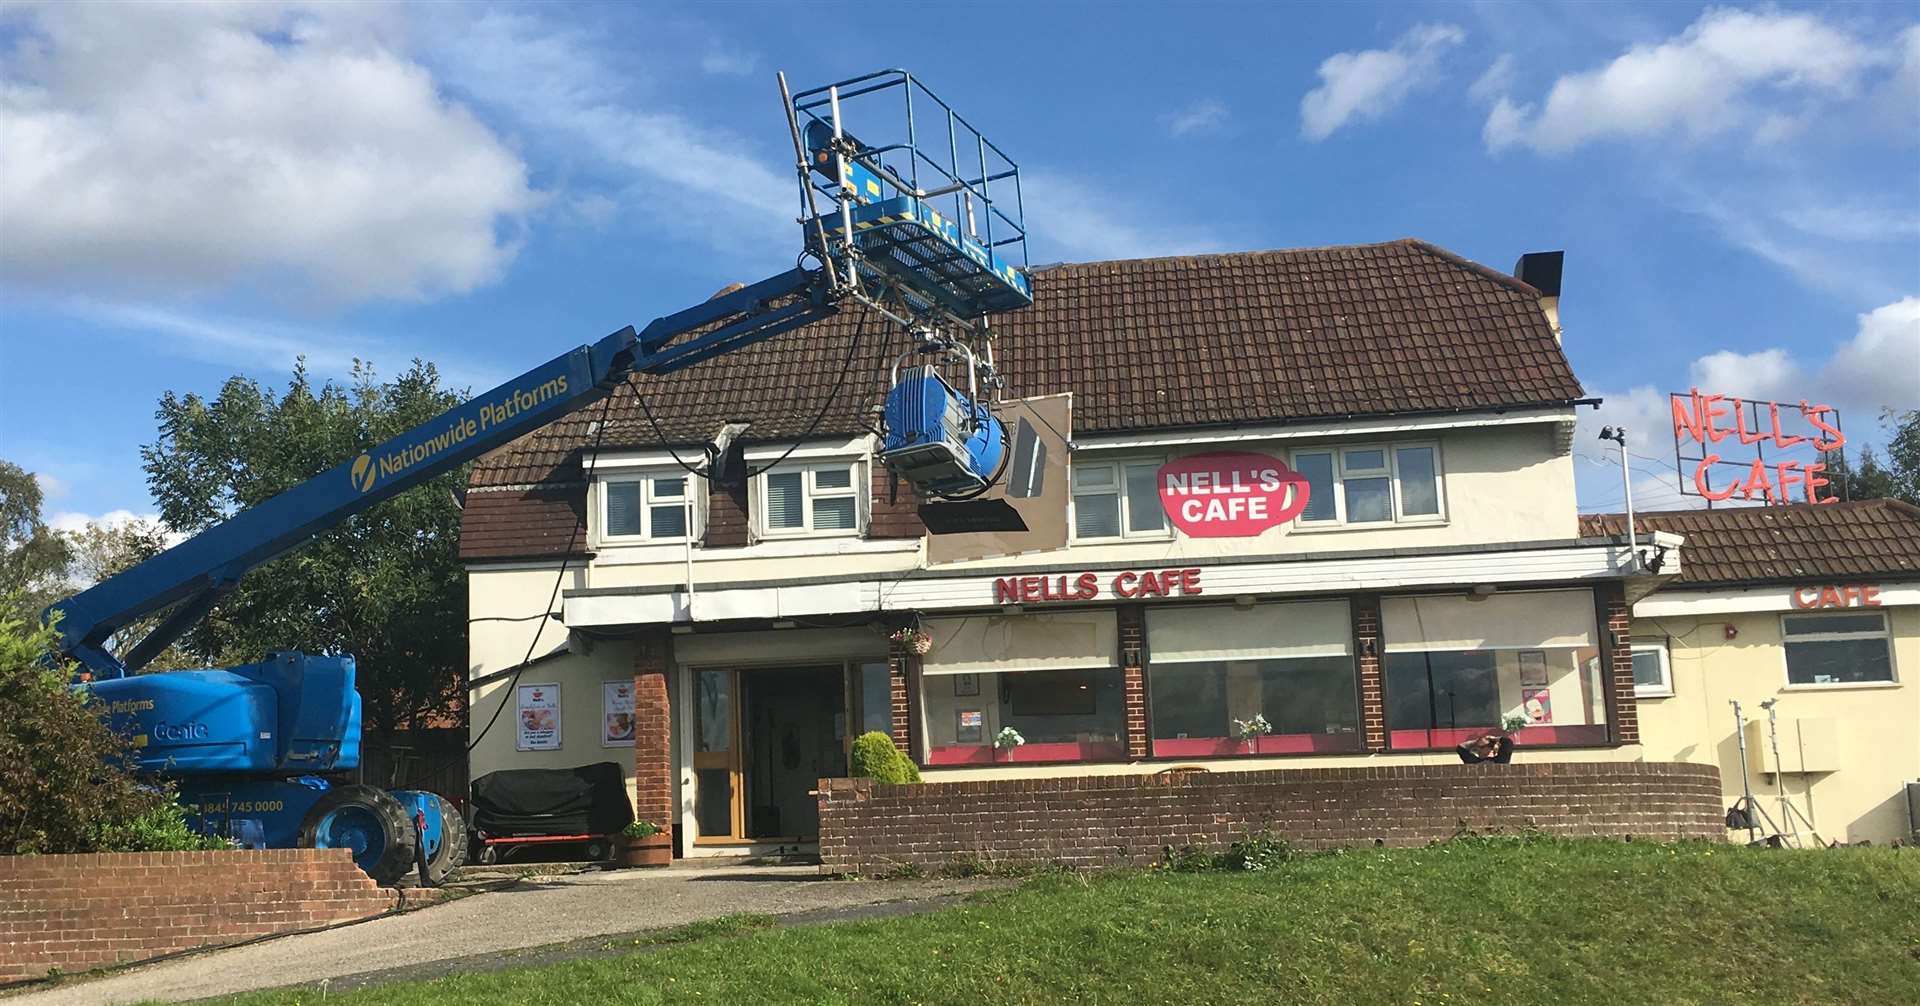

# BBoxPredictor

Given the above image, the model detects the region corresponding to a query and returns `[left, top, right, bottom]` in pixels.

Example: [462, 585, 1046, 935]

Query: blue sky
[2, 1, 1915, 528]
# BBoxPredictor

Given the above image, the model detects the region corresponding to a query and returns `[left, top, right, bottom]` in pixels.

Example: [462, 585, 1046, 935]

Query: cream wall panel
[1634, 601, 1918, 844]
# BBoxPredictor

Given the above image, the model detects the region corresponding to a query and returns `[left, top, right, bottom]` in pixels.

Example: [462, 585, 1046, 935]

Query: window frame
[599, 472, 698, 544]
[1630, 641, 1673, 698]
[754, 460, 864, 539]
[1069, 456, 1171, 542]
[1289, 440, 1446, 530]
[1779, 610, 1897, 689]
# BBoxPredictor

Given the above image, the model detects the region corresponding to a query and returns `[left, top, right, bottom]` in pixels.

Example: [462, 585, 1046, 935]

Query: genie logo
[350, 453, 377, 493]
[152, 720, 210, 743]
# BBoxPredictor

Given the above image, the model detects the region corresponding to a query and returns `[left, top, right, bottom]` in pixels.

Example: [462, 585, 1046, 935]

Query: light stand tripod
[1758, 698, 1828, 848]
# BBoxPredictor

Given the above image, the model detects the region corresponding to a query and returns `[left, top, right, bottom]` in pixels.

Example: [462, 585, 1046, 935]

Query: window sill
[1289, 518, 1449, 534]
[1068, 534, 1176, 546]
[1781, 681, 1900, 692]
[1633, 689, 1675, 700]
[756, 529, 863, 542]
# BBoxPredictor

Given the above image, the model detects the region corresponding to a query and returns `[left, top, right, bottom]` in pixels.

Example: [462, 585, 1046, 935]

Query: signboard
[515, 683, 561, 751]
[1669, 388, 1843, 504]
[602, 680, 635, 747]
[1791, 585, 1882, 609]
[993, 567, 1202, 604]
[1156, 452, 1311, 537]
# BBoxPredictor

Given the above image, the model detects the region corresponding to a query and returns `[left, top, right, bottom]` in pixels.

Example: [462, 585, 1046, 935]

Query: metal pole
[1730, 700, 1758, 844]
[1762, 700, 1797, 847]
[777, 71, 839, 294]
[683, 495, 696, 623]
[1617, 429, 1639, 570]
[828, 85, 859, 294]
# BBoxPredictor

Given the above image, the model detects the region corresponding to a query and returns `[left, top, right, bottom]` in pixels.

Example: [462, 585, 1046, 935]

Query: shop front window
[1382, 591, 1610, 749]
[1146, 600, 1361, 757]
[920, 667, 1127, 765]
[1782, 612, 1894, 685]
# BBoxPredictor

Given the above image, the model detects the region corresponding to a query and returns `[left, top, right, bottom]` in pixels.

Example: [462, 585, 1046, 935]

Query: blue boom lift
[45, 70, 1032, 884]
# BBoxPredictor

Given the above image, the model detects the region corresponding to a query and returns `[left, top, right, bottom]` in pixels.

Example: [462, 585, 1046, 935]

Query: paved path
[8, 866, 1001, 1005]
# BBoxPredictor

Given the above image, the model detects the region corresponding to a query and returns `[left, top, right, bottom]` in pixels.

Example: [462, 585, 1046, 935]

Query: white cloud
[1300, 23, 1466, 141]
[0, 2, 539, 304]
[1468, 54, 1515, 105]
[698, 44, 757, 77]
[1165, 98, 1228, 137]
[1823, 297, 1920, 415]
[48, 509, 165, 534]
[32, 471, 67, 501]
[1483, 9, 1886, 153]
[423, 11, 793, 258]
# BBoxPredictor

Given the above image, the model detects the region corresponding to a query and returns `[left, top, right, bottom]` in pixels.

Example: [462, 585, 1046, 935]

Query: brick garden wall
[0, 849, 397, 982]
[818, 761, 1724, 874]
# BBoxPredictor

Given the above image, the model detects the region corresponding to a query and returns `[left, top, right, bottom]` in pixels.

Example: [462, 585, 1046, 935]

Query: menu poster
[516, 683, 562, 751]
[603, 681, 636, 747]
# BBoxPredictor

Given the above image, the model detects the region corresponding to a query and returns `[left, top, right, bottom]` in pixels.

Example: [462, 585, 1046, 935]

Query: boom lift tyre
[434, 793, 469, 871]
[298, 785, 416, 887]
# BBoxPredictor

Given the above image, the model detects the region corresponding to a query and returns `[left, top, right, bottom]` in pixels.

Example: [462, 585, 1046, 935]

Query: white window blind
[1382, 590, 1597, 653]
[1147, 600, 1351, 664]
[605, 481, 642, 537]
[764, 471, 805, 530]
[921, 611, 1119, 676]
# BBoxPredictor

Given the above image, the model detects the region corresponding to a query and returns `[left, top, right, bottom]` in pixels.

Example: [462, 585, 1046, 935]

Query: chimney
[1513, 251, 1564, 344]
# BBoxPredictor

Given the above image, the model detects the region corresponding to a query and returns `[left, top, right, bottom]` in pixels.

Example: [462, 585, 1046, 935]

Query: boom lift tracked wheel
[298, 784, 416, 886]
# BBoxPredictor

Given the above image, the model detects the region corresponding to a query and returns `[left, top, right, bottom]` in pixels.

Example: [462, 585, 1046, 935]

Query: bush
[849, 731, 921, 784]
[0, 598, 211, 854]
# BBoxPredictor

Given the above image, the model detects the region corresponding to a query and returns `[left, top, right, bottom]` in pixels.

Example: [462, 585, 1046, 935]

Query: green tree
[0, 599, 161, 854]
[1824, 409, 1919, 506]
[0, 460, 71, 623]
[139, 359, 470, 737]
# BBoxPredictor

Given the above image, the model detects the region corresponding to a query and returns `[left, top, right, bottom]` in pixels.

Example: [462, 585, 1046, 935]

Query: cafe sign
[1670, 388, 1843, 505]
[1156, 451, 1311, 537]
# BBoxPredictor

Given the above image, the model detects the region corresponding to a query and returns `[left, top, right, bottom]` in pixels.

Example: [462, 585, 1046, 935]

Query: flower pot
[621, 832, 671, 868]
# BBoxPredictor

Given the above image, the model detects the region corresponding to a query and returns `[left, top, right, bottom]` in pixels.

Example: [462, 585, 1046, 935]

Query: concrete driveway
[7, 865, 1000, 1005]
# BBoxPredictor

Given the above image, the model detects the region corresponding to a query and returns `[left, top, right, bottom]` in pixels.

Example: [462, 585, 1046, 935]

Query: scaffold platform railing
[788, 69, 1033, 326]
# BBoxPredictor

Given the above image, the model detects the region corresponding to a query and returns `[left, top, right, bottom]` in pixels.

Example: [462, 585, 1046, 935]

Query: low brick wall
[0, 849, 398, 982]
[818, 762, 1724, 874]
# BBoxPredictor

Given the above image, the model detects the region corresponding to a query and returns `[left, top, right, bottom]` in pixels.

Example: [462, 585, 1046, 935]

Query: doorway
[692, 665, 846, 844]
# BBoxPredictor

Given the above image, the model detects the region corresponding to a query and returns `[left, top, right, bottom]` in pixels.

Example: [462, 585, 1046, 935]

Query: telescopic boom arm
[50, 268, 836, 680]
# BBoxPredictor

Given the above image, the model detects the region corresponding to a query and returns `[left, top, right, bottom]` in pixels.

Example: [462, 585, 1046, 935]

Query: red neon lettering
[1694, 456, 1737, 501]
[1775, 461, 1805, 503]
[1791, 587, 1821, 609]
[1805, 462, 1833, 504]
[1703, 394, 1732, 444]
[1671, 390, 1707, 445]
[1737, 458, 1775, 504]
[1767, 402, 1806, 449]
[1732, 398, 1768, 446]
[1861, 586, 1882, 607]
[1802, 403, 1845, 452]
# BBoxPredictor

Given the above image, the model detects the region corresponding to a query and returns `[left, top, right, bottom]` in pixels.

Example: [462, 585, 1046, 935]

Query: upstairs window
[758, 462, 861, 537]
[1291, 442, 1444, 527]
[1072, 458, 1167, 540]
[602, 474, 693, 541]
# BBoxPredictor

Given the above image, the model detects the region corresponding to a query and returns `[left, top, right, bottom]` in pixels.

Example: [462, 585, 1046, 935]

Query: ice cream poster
[516, 682, 562, 751]
[603, 681, 636, 747]
[1522, 688, 1553, 725]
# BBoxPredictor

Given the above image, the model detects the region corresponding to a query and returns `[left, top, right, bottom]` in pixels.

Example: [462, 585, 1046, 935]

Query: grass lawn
[209, 838, 1917, 1006]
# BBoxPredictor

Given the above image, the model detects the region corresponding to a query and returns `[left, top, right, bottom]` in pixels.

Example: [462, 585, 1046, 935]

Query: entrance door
[742, 666, 846, 840]
[692, 669, 744, 841]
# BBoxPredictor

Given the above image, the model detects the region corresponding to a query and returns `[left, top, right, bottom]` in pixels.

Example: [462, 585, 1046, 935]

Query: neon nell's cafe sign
[1670, 388, 1843, 504]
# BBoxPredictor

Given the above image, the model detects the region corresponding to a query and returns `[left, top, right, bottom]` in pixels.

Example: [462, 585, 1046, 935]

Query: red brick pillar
[1353, 595, 1386, 752]
[1119, 605, 1148, 760]
[632, 630, 675, 835]
[887, 636, 915, 757]
[1596, 583, 1639, 745]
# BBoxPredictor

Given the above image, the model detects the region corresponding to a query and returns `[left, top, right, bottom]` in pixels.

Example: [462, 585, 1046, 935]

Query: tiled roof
[463, 239, 1586, 560]
[1580, 499, 1920, 587]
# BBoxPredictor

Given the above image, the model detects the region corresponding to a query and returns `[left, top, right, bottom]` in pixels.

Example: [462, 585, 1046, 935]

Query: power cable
[467, 392, 615, 754]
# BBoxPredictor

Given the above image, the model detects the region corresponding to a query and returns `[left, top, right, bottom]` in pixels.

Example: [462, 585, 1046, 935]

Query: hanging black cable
[467, 392, 616, 753]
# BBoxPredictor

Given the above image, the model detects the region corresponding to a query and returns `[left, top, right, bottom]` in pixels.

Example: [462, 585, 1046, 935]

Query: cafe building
[1587, 501, 1920, 845]
[462, 240, 1683, 858]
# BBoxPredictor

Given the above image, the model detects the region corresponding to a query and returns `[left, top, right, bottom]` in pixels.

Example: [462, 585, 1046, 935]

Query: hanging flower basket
[890, 626, 933, 656]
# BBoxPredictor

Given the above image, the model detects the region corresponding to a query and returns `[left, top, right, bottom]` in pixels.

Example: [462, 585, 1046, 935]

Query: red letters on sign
[993, 569, 1197, 604]
[1790, 585, 1881, 609]
[1671, 389, 1844, 505]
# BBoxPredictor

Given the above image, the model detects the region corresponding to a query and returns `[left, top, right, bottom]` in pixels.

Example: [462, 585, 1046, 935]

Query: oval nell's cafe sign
[991, 452, 1309, 604]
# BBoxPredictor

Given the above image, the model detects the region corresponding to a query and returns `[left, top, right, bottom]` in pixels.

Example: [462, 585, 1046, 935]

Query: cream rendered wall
[1635, 603, 1918, 844]
[467, 562, 642, 807]
[576, 423, 1581, 592]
